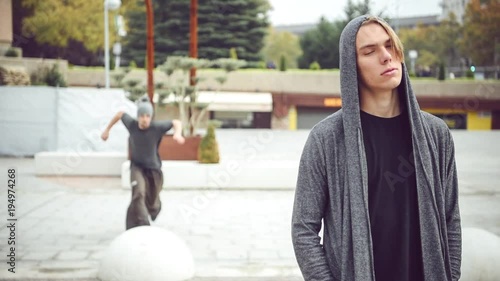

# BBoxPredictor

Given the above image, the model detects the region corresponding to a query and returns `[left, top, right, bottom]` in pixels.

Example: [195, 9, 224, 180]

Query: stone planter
[158, 135, 202, 161]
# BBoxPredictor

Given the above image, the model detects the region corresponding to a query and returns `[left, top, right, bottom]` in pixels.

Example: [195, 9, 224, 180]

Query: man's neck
[360, 87, 401, 118]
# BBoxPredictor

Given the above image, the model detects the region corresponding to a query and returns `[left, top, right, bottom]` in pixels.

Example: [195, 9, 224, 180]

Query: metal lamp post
[408, 50, 418, 76]
[113, 15, 127, 70]
[189, 0, 198, 85]
[145, 0, 155, 105]
[104, 0, 121, 88]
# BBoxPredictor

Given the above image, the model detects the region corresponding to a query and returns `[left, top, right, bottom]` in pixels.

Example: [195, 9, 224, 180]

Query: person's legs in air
[145, 169, 163, 221]
[126, 164, 151, 229]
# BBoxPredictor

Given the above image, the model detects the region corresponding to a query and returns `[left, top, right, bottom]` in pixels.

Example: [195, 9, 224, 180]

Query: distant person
[292, 15, 461, 281]
[101, 95, 185, 230]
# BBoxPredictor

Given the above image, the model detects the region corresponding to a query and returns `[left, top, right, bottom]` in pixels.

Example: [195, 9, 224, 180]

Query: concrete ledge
[121, 160, 299, 189]
[35, 152, 126, 176]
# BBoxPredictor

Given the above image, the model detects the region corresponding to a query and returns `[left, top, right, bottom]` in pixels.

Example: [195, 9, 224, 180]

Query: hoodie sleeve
[445, 131, 462, 281]
[292, 132, 335, 281]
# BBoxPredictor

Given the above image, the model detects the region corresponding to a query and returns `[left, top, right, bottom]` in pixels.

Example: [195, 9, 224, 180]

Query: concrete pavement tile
[191, 248, 216, 260]
[190, 225, 213, 236]
[250, 239, 287, 250]
[195, 261, 302, 277]
[16, 232, 41, 242]
[55, 251, 89, 260]
[21, 251, 58, 261]
[257, 259, 299, 268]
[88, 251, 104, 261]
[0, 260, 40, 279]
[215, 249, 249, 260]
[208, 238, 237, 248]
[73, 245, 106, 252]
[278, 248, 297, 259]
[194, 262, 252, 277]
[37, 260, 99, 272]
[248, 250, 279, 260]
[16, 218, 42, 230]
[22, 243, 72, 252]
[98, 238, 115, 246]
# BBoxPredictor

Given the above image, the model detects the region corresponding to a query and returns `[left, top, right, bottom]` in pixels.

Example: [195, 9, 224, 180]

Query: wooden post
[145, 0, 155, 106]
[189, 0, 198, 85]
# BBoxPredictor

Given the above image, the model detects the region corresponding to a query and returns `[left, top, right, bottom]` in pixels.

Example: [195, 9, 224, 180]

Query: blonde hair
[361, 16, 405, 61]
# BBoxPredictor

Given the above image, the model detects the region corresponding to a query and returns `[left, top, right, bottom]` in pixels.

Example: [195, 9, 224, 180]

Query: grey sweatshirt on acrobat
[291, 15, 461, 281]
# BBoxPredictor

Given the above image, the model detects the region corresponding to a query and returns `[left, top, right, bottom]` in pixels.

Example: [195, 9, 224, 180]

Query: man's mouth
[381, 68, 398, 75]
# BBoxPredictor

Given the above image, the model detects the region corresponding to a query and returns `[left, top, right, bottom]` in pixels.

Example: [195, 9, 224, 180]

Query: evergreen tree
[343, 0, 372, 24]
[298, 17, 342, 69]
[298, 0, 388, 69]
[122, 0, 270, 67]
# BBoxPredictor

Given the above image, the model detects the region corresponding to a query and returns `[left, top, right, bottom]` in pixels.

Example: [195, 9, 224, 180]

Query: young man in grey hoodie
[292, 15, 461, 281]
[101, 96, 185, 230]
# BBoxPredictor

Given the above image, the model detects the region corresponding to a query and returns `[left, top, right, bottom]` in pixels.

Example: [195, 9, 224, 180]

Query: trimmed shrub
[4, 48, 20, 57]
[465, 69, 474, 79]
[279, 55, 287, 72]
[198, 123, 220, 164]
[309, 61, 321, 70]
[229, 47, 238, 60]
[438, 63, 445, 81]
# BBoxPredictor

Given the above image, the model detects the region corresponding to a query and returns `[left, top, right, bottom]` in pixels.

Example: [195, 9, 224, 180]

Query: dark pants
[126, 163, 164, 230]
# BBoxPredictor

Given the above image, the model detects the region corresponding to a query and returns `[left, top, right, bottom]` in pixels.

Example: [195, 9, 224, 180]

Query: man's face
[356, 23, 402, 94]
[138, 114, 152, 129]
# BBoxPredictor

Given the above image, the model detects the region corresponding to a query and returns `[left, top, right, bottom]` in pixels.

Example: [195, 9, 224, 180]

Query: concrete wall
[67, 68, 500, 99]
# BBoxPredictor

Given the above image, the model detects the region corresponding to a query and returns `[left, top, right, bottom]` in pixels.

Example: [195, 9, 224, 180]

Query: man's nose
[381, 48, 392, 64]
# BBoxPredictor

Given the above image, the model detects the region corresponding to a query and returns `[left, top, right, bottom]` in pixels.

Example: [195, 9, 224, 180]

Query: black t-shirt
[121, 113, 172, 170]
[360, 110, 424, 281]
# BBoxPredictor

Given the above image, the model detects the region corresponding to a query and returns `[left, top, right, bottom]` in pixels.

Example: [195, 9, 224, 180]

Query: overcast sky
[268, 0, 442, 25]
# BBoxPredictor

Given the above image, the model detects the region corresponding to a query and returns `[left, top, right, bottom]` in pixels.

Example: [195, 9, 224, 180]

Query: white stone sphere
[461, 228, 500, 281]
[98, 226, 194, 281]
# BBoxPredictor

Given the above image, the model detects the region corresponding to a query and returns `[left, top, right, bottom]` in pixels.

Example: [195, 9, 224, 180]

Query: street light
[113, 42, 122, 70]
[113, 15, 127, 70]
[104, 0, 121, 88]
[408, 50, 418, 76]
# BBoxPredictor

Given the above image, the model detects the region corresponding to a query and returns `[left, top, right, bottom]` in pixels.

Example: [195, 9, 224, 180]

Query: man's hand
[101, 130, 110, 141]
[173, 133, 185, 144]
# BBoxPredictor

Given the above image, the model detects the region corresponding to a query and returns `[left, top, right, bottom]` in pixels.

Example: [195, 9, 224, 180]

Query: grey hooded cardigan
[291, 15, 461, 281]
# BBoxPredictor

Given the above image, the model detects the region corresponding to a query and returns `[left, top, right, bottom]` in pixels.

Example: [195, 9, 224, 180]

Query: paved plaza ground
[0, 130, 498, 280]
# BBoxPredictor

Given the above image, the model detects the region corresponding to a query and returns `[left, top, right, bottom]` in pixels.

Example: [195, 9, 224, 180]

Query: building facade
[0, 0, 13, 54]
[440, 0, 471, 23]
